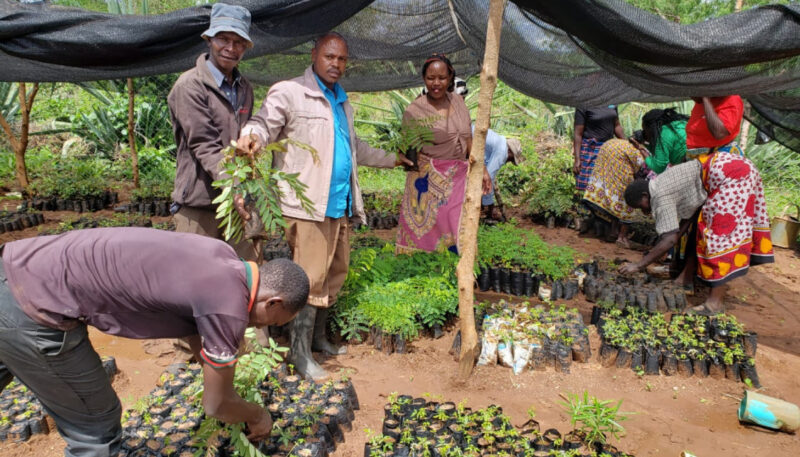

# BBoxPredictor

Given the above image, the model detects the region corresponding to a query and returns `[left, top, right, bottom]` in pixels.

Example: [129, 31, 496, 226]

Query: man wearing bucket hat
[453, 78, 523, 222]
[168, 3, 259, 261]
[480, 132, 522, 222]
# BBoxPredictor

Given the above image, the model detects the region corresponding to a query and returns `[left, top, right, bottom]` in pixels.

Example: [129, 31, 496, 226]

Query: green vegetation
[561, 391, 632, 448]
[477, 222, 575, 279]
[212, 141, 316, 242]
[624, 0, 792, 24]
[332, 239, 458, 343]
[185, 337, 288, 457]
[599, 307, 754, 370]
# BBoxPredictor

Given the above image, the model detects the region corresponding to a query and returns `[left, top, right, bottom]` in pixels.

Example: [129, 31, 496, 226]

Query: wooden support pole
[127, 77, 140, 188]
[734, 0, 750, 154]
[455, 0, 507, 380]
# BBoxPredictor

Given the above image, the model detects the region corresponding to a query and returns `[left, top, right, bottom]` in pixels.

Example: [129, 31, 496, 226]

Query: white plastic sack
[512, 340, 532, 375]
[477, 338, 498, 366]
[539, 286, 552, 301]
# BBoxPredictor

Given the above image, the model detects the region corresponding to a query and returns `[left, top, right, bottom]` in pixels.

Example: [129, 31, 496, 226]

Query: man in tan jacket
[238, 32, 409, 380]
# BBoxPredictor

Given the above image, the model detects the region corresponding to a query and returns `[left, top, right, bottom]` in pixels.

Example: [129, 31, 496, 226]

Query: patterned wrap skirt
[396, 156, 468, 255]
[583, 139, 644, 224]
[695, 152, 774, 286]
[576, 138, 604, 191]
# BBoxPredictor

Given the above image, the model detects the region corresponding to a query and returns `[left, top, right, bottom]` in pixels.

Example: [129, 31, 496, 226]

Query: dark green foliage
[28, 155, 111, 199]
[477, 222, 575, 279]
[131, 146, 175, 200]
[213, 141, 316, 242]
[332, 241, 458, 343]
[600, 308, 751, 371]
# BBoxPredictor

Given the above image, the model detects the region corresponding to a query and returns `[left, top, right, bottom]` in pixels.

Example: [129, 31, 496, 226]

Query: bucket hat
[202, 3, 253, 47]
[507, 138, 523, 165]
[454, 77, 468, 96]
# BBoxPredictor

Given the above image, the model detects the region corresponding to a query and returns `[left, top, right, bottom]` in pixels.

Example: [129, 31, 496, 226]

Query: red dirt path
[0, 214, 798, 457]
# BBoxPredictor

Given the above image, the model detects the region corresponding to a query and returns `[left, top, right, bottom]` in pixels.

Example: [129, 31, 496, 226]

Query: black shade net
[0, 0, 799, 151]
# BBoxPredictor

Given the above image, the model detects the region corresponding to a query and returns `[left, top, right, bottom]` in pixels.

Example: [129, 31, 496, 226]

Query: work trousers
[174, 205, 259, 262]
[0, 266, 121, 457]
[284, 216, 350, 308]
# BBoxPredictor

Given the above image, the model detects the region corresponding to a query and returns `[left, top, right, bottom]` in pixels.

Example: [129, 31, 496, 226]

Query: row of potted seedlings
[24, 190, 118, 213]
[0, 357, 117, 444]
[0, 211, 45, 233]
[261, 366, 360, 457]
[583, 267, 689, 314]
[38, 216, 155, 236]
[119, 364, 206, 457]
[118, 363, 359, 457]
[365, 394, 634, 457]
[114, 197, 172, 217]
[596, 308, 760, 386]
[476, 301, 591, 375]
[359, 211, 399, 230]
[476, 267, 583, 301]
[584, 218, 659, 247]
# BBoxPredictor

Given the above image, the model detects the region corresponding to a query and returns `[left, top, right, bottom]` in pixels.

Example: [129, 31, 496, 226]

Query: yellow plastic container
[770, 204, 800, 249]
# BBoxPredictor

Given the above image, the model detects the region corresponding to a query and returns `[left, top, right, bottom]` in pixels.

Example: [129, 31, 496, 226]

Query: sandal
[686, 303, 723, 316]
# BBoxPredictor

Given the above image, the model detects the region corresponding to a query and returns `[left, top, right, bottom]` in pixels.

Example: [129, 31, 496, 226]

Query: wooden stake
[456, 0, 507, 380]
[127, 77, 139, 188]
[734, 0, 750, 154]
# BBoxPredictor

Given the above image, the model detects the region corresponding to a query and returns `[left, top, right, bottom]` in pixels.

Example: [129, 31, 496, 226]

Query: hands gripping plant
[213, 139, 318, 242]
[188, 336, 289, 457]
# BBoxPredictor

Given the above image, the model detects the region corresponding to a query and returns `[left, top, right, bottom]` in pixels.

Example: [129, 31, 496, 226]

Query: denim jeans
[0, 265, 121, 457]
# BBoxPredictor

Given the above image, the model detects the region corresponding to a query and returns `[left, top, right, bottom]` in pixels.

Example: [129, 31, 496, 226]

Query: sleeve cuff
[240, 125, 263, 142]
[200, 349, 238, 369]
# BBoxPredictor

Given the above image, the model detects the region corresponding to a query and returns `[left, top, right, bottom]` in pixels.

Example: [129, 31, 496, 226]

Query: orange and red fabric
[695, 152, 774, 287]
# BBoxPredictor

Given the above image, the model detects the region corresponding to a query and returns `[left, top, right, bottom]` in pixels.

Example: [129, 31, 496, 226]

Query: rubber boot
[287, 305, 328, 381]
[312, 308, 347, 355]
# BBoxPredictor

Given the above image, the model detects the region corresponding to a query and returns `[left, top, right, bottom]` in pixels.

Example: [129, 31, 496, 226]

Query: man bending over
[0, 227, 309, 457]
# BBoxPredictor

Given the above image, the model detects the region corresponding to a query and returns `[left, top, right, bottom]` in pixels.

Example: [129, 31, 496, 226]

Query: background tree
[0, 82, 39, 189]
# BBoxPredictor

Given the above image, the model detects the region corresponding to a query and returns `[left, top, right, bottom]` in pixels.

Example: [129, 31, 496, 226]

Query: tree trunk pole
[455, 0, 507, 380]
[12, 82, 37, 190]
[733, 0, 750, 154]
[127, 77, 140, 188]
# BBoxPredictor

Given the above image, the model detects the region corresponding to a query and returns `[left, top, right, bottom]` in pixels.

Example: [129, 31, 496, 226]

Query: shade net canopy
[1, 0, 799, 151]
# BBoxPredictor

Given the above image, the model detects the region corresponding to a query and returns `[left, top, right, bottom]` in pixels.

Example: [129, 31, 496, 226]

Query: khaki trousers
[174, 206, 259, 262]
[285, 216, 350, 308]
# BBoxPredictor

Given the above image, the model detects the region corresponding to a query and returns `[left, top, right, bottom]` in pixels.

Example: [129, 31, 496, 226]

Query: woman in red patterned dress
[619, 152, 774, 314]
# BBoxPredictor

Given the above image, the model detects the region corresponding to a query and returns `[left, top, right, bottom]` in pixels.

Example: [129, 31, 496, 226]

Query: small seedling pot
[499, 268, 512, 294]
[692, 357, 709, 378]
[644, 346, 661, 375]
[708, 358, 726, 379]
[477, 268, 491, 291]
[676, 356, 694, 378]
[615, 348, 632, 369]
[725, 362, 742, 382]
[740, 361, 761, 388]
[742, 332, 758, 358]
[661, 351, 678, 376]
[599, 343, 619, 368]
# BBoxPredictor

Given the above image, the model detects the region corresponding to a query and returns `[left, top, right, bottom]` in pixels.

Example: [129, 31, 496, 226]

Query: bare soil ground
[1, 211, 798, 457]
